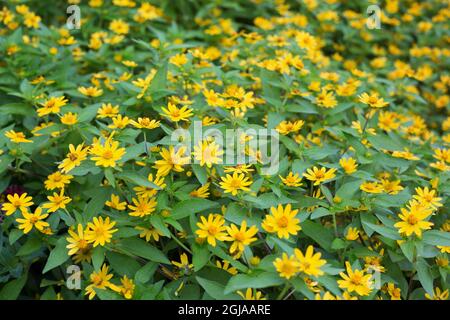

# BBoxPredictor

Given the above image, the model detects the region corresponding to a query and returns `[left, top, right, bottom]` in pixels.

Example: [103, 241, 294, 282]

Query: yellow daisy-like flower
[37, 96, 68, 117]
[262, 204, 301, 239]
[339, 157, 358, 174]
[5, 130, 33, 143]
[413, 187, 443, 210]
[105, 194, 127, 211]
[85, 264, 115, 300]
[338, 261, 373, 296]
[358, 92, 389, 108]
[161, 102, 193, 122]
[85, 216, 118, 247]
[280, 172, 303, 187]
[58, 143, 89, 173]
[273, 253, 300, 279]
[294, 245, 326, 277]
[42, 189, 72, 213]
[225, 220, 258, 254]
[360, 181, 384, 194]
[425, 287, 449, 300]
[66, 224, 90, 256]
[153, 146, 190, 177]
[133, 174, 165, 198]
[136, 226, 165, 242]
[78, 86, 103, 97]
[195, 213, 228, 246]
[190, 183, 210, 198]
[130, 117, 161, 129]
[128, 195, 157, 217]
[219, 172, 252, 196]
[16, 207, 49, 234]
[237, 288, 266, 300]
[90, 138, 126, 168]
[303, 166, 337, 185]
[2, 193, 34, 216]
[394, 202, 433, 237]
[171, 253, 194, 270]
[44, 172, 73, 190]
[193, 140, 224, 168]
[345, 227, 360, 241]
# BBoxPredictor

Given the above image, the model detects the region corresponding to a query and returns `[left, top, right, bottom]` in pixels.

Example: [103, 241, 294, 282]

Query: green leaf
[43, 238, 69, 273]
[0, 103, 35, 116]
[0, 273, 28, 299]
[415, 258, 434, 295]
[104, 168, 116, 188]
[16, 237, 42, 256]
[196, 277, 239, 300]
[106, 251, 141, 276]
[192, 243, 210, 272]
[117, 238, 170, 264]
[192, 164, 208, 185]
[399, 241, 415, 262]
[361, 221, 401, 240]
[301, 220, 334, 251]
[171, 198, 219, 220]
[224, 272, 283, 294]
[422, 230, 450, 247]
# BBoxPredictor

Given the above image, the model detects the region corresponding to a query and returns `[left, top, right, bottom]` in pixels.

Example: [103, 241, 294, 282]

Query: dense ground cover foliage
[0, 0, 449, 300]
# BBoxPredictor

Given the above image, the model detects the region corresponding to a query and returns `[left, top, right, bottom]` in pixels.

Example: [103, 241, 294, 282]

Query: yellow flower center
[277, 216, 289, 228]
[102, 150, 114, 160]
[407, 214, 418, 225]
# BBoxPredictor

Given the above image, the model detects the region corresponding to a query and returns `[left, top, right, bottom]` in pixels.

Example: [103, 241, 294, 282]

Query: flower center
[277, 216, 289, 228]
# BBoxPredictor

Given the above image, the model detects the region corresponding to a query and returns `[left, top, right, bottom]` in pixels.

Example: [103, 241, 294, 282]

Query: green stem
[276, 283, 290, 300]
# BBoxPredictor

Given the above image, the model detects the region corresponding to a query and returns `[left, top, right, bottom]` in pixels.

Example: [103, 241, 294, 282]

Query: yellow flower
[105, 194, 127, 211]
[16, 207, 49, 234]
[58, 143, 89, 173]
[193, 140, 224, 167]
[225, 220, 258, 254]
[5, 130, 33, 143]
[339, 157, 358, 174]
[315, 89, 337, 108]
[425, 287, 449, 300]
[66, 224, 90, 256]
[358, 92, 389, 108]
[161, 102, 194, 122]
[85, 216, 118, 247]
[338, 261, 373, 296]
[392, 149, 419, 160]
[97, 103, 120, 118]
[380, 179, 403, 195]
[60, 112, 78, 125]
[219, 172, 252, 196]
[169, 53, 188, 67]
[24, 12, 41, 29]
[387, 283, 402, 300]
[171, 253, 194, 271]
[133, 174, 165, 198]
[108, 115, 130, 129]
[216, 260, 238, 275]
[90, 138, 126, 168]
[85, 264, 114, 300]
[413, 187, 443, 209]
[294, 245, 326, 277]
[360, 181, 384, 193]
[345, 227, 360, 241]
[119, 275, 135, 299]
[128, 195, 157, 217]
[279, 172, 302, 187]
[237, 288, 266, 300]
[109, 19, 129, 34]
[262, 204, 301, 239]
[273, 253, 299, 279]
[196, 213, 228, 246]
[190, 183, 210, 198]
[276, 120, 304, 135]
[394, 201, 433, 237]
[37, 96, 68, 117]
[153, 146, 190, 177]
[78, 86, 103, 97]
[42, 189, 72, 213]
[2, 193, 34, 216]
[44, 171, 73, 190]
[130, 117, 160, 129]
[136, 226, 165, 242]
[303, 166, 337, 185]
